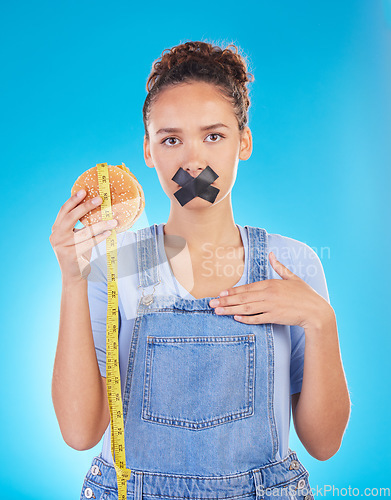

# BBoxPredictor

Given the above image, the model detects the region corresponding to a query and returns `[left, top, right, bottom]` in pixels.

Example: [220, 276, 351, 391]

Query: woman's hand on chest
[208, 251, 334, 331]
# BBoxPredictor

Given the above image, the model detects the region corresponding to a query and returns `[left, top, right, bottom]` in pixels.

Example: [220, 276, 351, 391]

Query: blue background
[1, 0, 390, 498]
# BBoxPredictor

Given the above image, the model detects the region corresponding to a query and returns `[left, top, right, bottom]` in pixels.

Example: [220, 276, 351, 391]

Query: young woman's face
[144, 81, 252, 209]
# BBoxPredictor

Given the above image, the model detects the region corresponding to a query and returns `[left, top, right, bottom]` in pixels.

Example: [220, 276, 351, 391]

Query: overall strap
[246, 225, 279, 459]
[245, 226, 269, 284]
[136, 224, 161, 289]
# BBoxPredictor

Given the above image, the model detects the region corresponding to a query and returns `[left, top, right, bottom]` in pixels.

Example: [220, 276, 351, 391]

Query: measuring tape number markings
[97, 162, 131, 500]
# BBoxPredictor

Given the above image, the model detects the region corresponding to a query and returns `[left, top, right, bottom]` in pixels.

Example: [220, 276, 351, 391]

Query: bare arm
[50, 189, 117, 450]
[291, 309, 351, 460]
[52, 278, 110, 450]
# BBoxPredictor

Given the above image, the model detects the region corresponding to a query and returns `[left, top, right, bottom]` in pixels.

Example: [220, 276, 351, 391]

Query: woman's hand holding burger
[49, 189, 118, 283]
[50, 163, 144, 283]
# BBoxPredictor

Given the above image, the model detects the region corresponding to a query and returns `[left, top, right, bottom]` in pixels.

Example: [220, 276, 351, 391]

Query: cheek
[154, 166, 180, 197]
[155, 166, 173, 184]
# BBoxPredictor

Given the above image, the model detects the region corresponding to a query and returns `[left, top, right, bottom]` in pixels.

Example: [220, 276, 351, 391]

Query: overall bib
[80, 225, 313, 500]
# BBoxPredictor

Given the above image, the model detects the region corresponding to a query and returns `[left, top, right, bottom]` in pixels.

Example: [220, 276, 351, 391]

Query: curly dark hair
[143, 40, 254, 140]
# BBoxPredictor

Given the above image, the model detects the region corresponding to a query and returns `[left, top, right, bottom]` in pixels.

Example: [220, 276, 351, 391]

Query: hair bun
[143, 40, 254, 136]
[148, 41, 254, 94]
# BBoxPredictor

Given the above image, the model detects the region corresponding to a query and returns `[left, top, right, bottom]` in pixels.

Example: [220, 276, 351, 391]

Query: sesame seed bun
[71, 163, 145, 233]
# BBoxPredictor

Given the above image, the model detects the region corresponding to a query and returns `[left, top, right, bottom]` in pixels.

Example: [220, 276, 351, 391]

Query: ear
[238, 126, 253, 161]
[143, 136, 154, 169]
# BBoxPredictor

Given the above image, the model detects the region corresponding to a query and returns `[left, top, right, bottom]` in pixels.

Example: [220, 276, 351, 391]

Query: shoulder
[267, 232, 318, 274]
[242, 226, 320, 277]
[266, 230, 330, 303]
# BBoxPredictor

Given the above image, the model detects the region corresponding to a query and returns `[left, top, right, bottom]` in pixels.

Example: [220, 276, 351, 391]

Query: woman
[50, 40, 350, 500]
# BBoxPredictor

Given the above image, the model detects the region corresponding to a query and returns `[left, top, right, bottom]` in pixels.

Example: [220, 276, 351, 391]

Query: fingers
[66, 193, 104, 231]
[50, 189, 118, 282]
[72, 219, 118, 270]
[53, 189, 105, 233]
[217, 281, 272, 298]
[73, 218, 118, 245]
[208, 286, 270, 319]
[209, 289, 266, 308]
[212, 299, 268, 317]
[74, 229, 113, 263]
[233, 312, 274, 324]
[52, 189, 88, 229]
[269, 252, 299, 280]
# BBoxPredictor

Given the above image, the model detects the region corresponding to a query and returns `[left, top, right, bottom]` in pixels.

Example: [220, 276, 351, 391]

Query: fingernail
[92, 196, 102, 205]
[209, 299, 219, 307]
[107, 219, 118, 227]
[220, 290, 228, 297]
[77, 189, 85, 197]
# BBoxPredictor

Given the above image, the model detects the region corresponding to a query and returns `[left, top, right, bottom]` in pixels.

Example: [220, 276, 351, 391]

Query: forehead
[148, 81, 236, 129]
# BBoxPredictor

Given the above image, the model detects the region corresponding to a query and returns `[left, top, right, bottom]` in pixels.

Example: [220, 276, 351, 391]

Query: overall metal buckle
[139, 281, 161, 306]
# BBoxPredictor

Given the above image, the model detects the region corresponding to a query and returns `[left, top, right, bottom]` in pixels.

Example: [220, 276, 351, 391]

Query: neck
[163, 194, 241, 253]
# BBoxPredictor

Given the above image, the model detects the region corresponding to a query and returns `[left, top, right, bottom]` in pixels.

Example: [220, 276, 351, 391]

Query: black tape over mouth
[172, 166, 220, 206]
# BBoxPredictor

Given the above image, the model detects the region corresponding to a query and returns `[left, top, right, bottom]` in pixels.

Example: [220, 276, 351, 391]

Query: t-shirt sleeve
[269, 234, 331, 395]
[87, 231, 135, 378]
[87, 239, 109, 378]
[87, 232, 131, 377]
[288, 238, 330, 395]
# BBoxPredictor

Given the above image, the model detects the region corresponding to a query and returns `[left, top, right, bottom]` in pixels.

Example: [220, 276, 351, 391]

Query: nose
[181, 141, 206, 177]
[185, 167, 204, 178]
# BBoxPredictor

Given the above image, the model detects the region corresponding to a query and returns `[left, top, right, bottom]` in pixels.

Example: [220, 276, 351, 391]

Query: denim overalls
[80, 224, 313, 500]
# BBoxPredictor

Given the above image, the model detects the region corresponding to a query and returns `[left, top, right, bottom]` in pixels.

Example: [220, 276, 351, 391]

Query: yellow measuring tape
[97, 162, 131, 500]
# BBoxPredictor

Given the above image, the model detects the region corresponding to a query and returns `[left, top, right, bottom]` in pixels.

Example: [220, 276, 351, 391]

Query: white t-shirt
[87, 223, 330, 463]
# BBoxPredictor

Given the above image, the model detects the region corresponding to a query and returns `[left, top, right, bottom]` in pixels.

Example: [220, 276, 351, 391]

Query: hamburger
[71, 162, 144, 233]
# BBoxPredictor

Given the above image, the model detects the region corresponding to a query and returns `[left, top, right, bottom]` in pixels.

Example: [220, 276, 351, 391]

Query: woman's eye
[162, 137, 180, 146]
[205, 133, 223, 142]
[161, 133, 224, 146]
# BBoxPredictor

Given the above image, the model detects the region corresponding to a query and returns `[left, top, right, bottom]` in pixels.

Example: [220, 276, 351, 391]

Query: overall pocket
[141, 334, 255, 430]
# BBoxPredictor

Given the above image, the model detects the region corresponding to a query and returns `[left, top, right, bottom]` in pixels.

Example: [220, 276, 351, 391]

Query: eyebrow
[155, 123, 229, 135]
